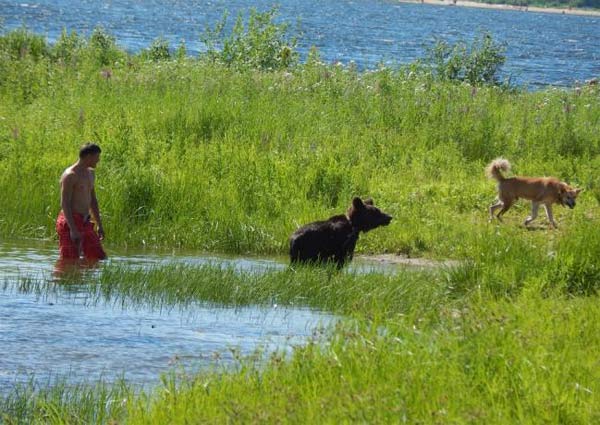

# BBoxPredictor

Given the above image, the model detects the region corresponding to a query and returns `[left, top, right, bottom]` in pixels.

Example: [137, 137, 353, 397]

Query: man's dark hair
[79, 142, 102, 158]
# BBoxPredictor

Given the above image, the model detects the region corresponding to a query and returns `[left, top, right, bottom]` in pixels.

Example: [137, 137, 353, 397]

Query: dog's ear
[575, 188, 584, 195]
[364, 198, 374, 206]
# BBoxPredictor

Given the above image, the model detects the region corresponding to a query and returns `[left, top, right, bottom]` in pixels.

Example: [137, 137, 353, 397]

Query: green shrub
[201, 7, 299, 70]
[426, 32, 507, 86]
[51, 28, 86, 65]
[141, 37, 172, 62]
[0, 26, 48, 60]
[87, 26, 125, 66]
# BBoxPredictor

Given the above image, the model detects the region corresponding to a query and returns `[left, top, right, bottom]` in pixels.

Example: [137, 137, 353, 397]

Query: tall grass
[1, 24, 598, 257]
[1, 378, 132, 424]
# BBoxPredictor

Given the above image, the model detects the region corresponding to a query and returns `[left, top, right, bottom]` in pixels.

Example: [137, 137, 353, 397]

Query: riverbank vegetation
[1, 11, 600, 423]
[1, 20, 597, 259]
[4, 244, 600, 423]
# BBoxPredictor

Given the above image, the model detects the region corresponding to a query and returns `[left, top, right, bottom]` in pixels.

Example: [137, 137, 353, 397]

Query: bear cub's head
[347, 197, 392, 232]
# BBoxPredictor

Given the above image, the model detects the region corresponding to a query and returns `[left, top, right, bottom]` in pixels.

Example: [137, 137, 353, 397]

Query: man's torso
[62, 165, 94, 216]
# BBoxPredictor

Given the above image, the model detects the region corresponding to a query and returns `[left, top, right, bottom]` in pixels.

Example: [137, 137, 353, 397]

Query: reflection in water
[53, 257, 103, 280]
[0, 239, 405, 280]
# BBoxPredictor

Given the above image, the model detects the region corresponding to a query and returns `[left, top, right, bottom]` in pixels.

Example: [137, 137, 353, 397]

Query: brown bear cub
[289, 197, 392, 268]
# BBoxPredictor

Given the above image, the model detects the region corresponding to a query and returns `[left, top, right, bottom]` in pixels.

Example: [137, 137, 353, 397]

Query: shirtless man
[55, 143, 107, 260]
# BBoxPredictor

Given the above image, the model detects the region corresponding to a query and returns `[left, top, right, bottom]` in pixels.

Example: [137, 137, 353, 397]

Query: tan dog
[486, 158, 582, 228]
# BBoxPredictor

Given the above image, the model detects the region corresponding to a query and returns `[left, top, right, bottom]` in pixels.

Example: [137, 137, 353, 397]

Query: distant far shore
[398, 0, 600, 16]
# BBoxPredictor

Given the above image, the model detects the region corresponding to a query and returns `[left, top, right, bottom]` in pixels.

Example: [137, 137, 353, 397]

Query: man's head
[79, 143, 102, 168]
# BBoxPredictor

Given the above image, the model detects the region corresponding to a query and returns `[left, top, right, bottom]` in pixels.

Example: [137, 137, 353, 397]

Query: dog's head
[560, 184, 583, 209]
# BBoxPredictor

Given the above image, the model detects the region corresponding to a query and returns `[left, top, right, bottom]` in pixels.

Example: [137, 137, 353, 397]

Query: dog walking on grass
[486, 158, 582, 228]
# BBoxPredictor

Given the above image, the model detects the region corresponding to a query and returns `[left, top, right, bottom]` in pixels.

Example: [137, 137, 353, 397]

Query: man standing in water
[56, 143, 107, 261]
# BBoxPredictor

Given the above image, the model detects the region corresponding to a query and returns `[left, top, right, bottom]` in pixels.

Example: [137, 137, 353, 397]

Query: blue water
[1, 0, 599, 87]
[0, 240, 338, 394]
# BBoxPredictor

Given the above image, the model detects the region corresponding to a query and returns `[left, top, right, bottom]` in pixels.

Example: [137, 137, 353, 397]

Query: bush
[0, 26, 48, 60]
[141, 37, 172, 62]
[425, 32, 507, 86]
[201, 7, 299, 71]
[51, 29, 86, 65]
[87, 26, 125, 66]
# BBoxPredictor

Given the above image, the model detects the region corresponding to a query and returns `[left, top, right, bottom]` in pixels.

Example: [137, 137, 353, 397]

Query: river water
[0, 240, 338, 394]
[1, 0, 599, 87]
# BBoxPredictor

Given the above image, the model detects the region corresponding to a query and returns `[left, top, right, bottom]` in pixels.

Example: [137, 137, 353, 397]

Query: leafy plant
[426, 32, 507, 86]
[201, 7, 299, 70]
[0, 26, 48, 60]
[87, 26, 124, 66]
[51, 28, 85, 64]
[141, 37, 172, 62]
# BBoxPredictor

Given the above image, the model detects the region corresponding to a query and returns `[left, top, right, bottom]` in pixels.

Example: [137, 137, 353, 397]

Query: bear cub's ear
[352, 197, 365, 209]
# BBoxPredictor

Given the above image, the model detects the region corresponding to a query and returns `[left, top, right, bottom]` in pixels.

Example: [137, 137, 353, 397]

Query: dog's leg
[489, 200, 504, 221]
[524, 202, 540, 226]
[495, 200, 513, 221]
[544, 204, 557, 228]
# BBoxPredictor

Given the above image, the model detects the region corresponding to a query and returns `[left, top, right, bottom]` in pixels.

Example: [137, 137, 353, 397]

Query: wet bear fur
[289, 197, 392, 268]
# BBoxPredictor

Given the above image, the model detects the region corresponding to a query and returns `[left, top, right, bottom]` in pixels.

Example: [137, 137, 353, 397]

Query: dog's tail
[485, 158, 511, 181]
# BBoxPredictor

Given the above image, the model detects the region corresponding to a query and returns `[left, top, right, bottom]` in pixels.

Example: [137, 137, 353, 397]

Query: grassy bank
[1, 27, 599, 258]
[1, 23, 600, 423]
[3, 227, 600, 423]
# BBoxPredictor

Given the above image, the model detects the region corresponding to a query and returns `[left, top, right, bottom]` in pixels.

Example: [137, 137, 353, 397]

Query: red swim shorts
[56, 211, 107, 260]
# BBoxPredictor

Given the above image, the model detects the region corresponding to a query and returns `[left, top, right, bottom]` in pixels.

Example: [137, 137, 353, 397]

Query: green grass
[1, 27, 600, 423]
[4, 239, 600, 423]
[0, 29, 598, 257]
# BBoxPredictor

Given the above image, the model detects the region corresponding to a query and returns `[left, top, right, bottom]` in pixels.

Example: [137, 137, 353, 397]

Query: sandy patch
[357, 254, 461, 268]
[399, 0, 600, 17]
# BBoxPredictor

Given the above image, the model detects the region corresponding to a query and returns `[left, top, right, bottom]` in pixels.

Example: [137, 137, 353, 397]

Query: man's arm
[60, 172, 80, 242]
[89, 176, 104, 240]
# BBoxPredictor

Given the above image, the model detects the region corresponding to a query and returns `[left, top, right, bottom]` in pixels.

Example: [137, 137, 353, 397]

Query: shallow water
[0, 285, 333, 393]
[0, 238, 406, 279]
[1, 0, 599, 87]
[0, 240, 339, 394]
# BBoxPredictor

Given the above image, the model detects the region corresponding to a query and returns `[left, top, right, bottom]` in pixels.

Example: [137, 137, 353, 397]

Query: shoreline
[399, 0, 600, 17]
